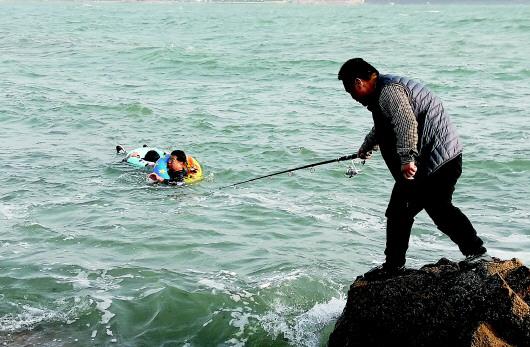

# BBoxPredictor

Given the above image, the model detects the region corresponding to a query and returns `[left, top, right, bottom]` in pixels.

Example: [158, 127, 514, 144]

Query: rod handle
[337, 154, 358, 162]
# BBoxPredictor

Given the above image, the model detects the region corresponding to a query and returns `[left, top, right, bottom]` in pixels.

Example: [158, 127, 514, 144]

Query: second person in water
[149, 150, 200, 186]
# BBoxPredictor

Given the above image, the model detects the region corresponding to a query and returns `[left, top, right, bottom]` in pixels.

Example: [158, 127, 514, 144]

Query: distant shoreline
[48, 0, 530, 4]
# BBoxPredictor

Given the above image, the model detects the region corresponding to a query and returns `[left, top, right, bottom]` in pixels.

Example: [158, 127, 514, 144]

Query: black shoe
[465, 252, 493, 264]
[116, 145, 125, 154]
[363, 263, 405, 281]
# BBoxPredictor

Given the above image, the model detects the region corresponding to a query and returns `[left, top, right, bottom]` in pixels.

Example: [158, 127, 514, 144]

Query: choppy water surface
[1, 1, 529, 346]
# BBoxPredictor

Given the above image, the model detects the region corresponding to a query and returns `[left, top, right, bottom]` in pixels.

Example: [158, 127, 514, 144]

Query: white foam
[224, 338, 247, 347]
[259, 282, 271, 289]
[96, 298, 115, 325]
[292, 297, 345, 334]
[230, 294, 241, 302]
[258, 296, 346, 347]
[198, 278, 226, 291]
[229, 309, 255, 335]
[197, 270, 256, 305]
[0, 306, 43, 331]
[0, 305, 62, 332]
[255, 269, 304, 289]
[72, 271, 91, 289]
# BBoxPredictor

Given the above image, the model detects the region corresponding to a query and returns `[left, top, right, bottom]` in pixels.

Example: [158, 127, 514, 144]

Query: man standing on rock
[338, 58, 490, 279]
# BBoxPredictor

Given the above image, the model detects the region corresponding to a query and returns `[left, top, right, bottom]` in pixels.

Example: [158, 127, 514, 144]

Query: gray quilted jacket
[367, 74, 462, 180]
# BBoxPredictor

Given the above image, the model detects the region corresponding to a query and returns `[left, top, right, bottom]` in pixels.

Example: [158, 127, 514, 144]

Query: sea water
[0, 1, 529, 346]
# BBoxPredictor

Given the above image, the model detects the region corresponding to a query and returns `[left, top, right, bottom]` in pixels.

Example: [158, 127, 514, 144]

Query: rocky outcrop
[328, 258, 530, 347]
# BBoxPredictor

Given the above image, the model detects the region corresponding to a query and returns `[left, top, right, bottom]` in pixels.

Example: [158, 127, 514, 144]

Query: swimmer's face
[168, 156, 185, 172]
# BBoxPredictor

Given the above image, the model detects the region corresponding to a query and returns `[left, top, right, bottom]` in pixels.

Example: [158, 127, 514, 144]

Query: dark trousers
[384, 154, 486, 268]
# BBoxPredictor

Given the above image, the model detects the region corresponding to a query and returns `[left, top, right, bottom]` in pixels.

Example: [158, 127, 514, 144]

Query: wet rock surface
[329, 258, 530, 347]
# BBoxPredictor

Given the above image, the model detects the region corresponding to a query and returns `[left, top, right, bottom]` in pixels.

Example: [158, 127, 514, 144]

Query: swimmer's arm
[187, 158, 199, 173]
[148, 173, 165, 183]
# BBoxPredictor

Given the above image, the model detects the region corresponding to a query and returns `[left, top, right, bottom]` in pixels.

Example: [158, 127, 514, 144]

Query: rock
[328, 258, 530, 347]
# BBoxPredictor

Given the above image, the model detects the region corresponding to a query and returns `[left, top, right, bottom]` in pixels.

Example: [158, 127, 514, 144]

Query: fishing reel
[345, 159, 365, 178]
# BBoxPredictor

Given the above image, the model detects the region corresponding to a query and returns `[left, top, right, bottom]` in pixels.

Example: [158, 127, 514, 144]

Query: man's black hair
[170, 150, 187, 163]
[143, 150, 161, 163]
[338, 58, 379, 81]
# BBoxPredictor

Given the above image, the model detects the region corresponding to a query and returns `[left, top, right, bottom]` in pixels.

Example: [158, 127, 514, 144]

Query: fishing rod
[218, 153, 359, 190]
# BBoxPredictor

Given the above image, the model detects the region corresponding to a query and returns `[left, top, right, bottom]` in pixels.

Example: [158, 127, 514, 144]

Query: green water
[1, 1, 529, 346]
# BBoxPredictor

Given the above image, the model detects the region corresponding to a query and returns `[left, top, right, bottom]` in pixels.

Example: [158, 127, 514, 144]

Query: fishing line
[216, 153, 359, 190]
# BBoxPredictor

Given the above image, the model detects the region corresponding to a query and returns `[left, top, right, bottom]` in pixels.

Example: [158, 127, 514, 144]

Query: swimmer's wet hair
[170, 150, 186, 163]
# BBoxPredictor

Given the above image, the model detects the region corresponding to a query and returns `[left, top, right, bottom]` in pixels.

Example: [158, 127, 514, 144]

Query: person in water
[148, 150, 199, 185]
[116, 145, 162, 167]
[129, 149, 161, 167]
[338, 58, 490, 280]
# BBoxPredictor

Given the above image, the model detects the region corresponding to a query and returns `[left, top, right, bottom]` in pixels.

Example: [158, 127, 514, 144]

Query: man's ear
[354, 77, 362, 87]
